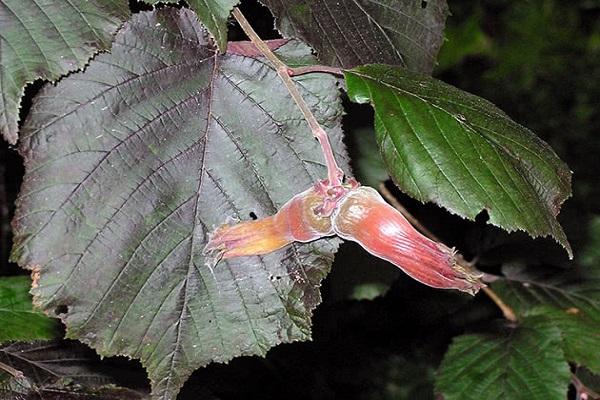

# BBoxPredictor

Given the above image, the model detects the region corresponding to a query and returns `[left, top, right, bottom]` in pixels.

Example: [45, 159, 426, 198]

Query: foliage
[0, 0, 130, 144]
[0, 0, 598, 399]
[0, 276, 58, 342]
[436, 316, 571, 400]
[144, 0, 239, 51]
[260, 0, 449, 73]
[0, 340, 148, 399]
[345, 64, 572, 256]
[11, 8, 347, 398]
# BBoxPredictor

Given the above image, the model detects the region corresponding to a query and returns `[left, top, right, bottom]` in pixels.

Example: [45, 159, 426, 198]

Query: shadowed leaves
[436, 317, 570, 400]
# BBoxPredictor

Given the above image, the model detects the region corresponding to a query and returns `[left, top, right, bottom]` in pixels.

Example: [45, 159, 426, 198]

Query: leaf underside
[436, 319, 570, 400]
[0, 0, 130, 144]
[260, 0, 449, 73]
[12, 8, 348, 399]
[145, 0, 239, 52]
[345, 64, 572, 256]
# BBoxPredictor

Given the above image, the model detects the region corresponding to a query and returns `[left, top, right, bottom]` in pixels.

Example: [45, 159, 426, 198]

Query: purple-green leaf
[260, 0, 449, 73]
[11, 8, 348, 399]
[144, 0, 239, 52]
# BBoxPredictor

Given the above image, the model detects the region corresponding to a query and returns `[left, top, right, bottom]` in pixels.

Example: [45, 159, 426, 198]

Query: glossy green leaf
[436, 317, 570, 400]
[345, 64, 572, 256]
[146, 0, 238, 52]
[0, 0, 130, 144]
[0, 276, 58, 343]
[260, 0, 449, 73]
[11, 8, 347, 399]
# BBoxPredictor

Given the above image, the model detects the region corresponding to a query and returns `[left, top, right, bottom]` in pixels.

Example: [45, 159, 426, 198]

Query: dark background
[1, 0, 599, 398]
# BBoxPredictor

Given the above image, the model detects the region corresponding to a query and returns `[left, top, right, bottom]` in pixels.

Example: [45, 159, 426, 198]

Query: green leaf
[526, 306, 600, 374]
[344, 64, 572, 257]
[0, 0, 130, 144]
[0, 276, 58, 342]
[12, 8, 348, 399]
[436, 9, 491, 71]
[492, 264, 600, 324]
[436, 318, 570, 400]
[145, 0, 238, 52]
[260, 0, 449, 73]
[580, 215, 600, 268]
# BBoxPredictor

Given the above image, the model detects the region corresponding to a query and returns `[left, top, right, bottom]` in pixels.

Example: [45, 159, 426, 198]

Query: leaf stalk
[232, 8, 343, 186]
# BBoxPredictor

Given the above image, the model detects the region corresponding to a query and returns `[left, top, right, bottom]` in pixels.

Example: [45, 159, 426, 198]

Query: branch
[0, 360, 24, 379]
[572, 373, 600, 400]
[232, 8, 344, 186]
[481, 286, 517, 322]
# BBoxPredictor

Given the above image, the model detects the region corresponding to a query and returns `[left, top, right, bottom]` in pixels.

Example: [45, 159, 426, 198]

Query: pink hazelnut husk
[331, 186, 484, 295]
[204, 186, 334, 260]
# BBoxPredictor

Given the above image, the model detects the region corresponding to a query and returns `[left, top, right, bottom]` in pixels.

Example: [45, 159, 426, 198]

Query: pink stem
[233, 8, 344, 187]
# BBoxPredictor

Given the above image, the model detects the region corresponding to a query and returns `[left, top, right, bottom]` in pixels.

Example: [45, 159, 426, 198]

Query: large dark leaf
[492, 264, 600, 324]
[0, 276, 58, 342]
[145, 0, 239, 51]
[260, 0, 449, 73]
[11, 8, 347, 399]
[345, 64, 572, 256]
[436, 317, 570, 400]
[0, 0, 130, 144]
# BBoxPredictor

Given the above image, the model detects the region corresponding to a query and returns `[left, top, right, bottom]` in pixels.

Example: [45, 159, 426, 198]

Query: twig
[0, 360, 24, 379]
[481, 286, 517, 322]
[232, 8, 343, 186]
[378, 182, 518, 321]
[288, 65, 343, 77]
[572, 373, 600, 400]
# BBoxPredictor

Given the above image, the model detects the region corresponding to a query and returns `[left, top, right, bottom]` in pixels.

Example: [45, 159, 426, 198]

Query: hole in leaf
[249, 212, 258, 220]
[421, 0, 428, 8]
[54, 305, 68, 316]
[475, 209, 490, 223]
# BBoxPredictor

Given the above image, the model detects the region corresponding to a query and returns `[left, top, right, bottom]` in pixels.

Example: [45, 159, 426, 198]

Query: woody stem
[232, 8, 343, 186]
